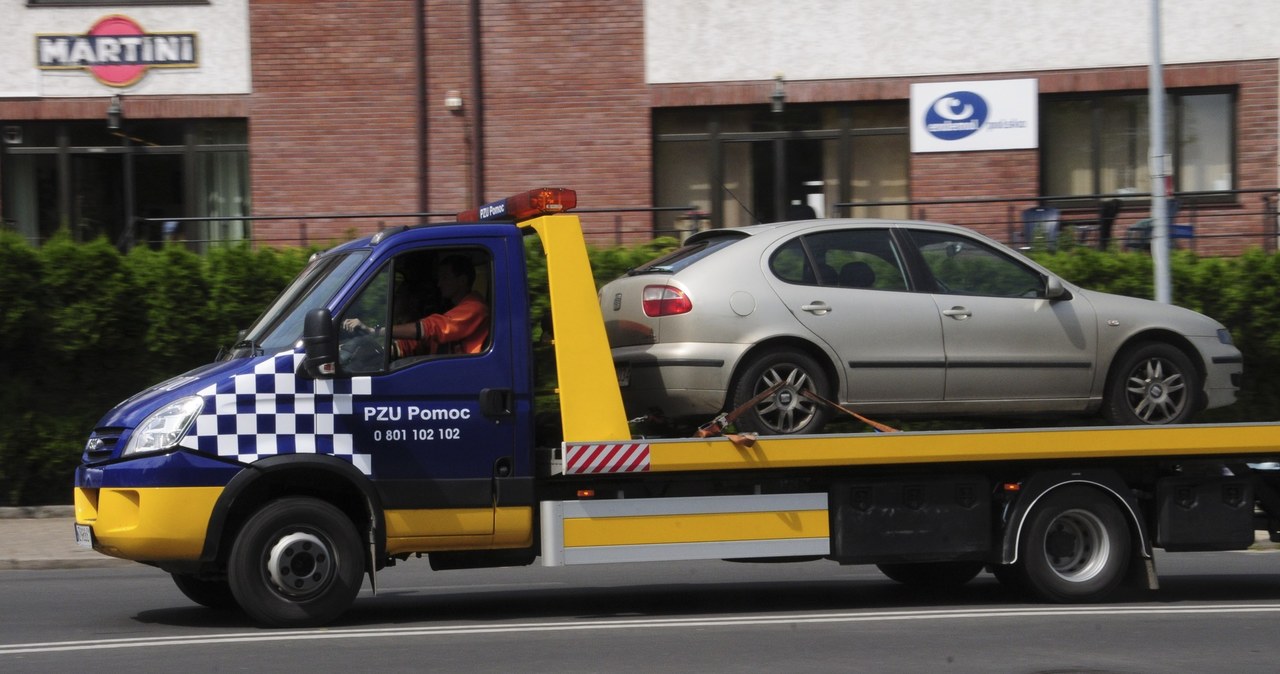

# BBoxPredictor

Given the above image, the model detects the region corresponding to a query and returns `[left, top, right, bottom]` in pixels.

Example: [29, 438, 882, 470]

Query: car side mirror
[1045, 276, 1072, 301]
[301, 307, 338, 378]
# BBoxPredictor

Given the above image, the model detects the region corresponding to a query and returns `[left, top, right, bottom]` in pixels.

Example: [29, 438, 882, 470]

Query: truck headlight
[123, 396, 205, 456]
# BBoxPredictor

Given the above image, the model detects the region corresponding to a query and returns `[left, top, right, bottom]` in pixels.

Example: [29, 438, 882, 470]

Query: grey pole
[1149, 0, 1172, 304]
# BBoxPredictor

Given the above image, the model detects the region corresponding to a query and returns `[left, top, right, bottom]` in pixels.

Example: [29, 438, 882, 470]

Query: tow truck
[74, 188, 1280, 627]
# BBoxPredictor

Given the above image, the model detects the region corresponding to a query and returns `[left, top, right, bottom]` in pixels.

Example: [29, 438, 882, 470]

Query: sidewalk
[0, 506, 131, 570]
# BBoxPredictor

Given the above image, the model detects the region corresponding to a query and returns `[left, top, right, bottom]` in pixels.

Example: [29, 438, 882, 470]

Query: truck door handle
[942, 306, 972, 320]
[801, 302, 832, 315]
[479, 388, 514, 417]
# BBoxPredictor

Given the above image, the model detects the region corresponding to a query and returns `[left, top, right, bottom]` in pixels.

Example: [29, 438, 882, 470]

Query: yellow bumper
[74, 486, 223, 562]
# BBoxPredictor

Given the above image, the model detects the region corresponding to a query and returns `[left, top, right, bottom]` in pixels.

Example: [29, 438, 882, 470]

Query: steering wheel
[339, 333, 384, 371]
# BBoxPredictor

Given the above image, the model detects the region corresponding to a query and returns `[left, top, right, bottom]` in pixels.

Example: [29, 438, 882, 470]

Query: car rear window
[627, 233, 745, 275]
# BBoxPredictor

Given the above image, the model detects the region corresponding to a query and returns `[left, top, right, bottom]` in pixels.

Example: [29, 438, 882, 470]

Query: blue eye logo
[924, 91, 988, 141]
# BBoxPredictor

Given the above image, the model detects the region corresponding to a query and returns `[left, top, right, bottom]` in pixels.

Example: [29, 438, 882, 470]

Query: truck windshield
[224, 250, 370, 359]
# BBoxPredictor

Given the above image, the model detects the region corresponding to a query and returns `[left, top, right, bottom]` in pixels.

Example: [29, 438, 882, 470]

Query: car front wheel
[730, 348, 831, 435]
[1103, 342, 1200, 425]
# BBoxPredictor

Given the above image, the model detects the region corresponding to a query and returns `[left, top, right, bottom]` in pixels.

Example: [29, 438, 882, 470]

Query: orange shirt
[393, 292, 489, 357]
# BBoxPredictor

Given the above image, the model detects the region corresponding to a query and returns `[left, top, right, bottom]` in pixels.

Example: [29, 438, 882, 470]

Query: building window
[1042, 89, 1235, 201]
[653, 103, 908, 237]
[1, 119, 249, 251]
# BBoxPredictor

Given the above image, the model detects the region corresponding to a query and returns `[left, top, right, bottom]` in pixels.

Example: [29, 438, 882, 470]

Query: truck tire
[876, 561, 984, 587]
[1103, 342, 1200, 425]
[171, 573, 238, 610]
[1017, 486, 1130, 603]
[730, 348, 830, 435]
[228, 497, 365, 627]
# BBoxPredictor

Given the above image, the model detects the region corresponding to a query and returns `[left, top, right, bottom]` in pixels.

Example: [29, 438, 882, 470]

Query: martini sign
[37, 15, 198, 88]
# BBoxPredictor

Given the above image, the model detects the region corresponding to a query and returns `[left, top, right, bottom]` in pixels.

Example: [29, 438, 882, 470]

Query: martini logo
[37, 15, 198, 88]
[924, 91, 988, 141]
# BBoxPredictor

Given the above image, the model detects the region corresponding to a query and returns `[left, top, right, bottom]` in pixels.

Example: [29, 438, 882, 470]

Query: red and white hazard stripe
[563, 442, 651, 474]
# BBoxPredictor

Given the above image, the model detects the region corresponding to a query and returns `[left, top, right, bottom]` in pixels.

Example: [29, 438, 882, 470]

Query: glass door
[70, 153, 126, 245]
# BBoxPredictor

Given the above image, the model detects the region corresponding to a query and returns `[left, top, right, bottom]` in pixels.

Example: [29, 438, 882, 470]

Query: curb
[0, 506, 134, 570]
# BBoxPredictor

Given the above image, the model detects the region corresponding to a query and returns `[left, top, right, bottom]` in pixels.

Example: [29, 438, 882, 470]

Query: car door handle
[801, 302, 832, 315]
[942, 306, 972, 320]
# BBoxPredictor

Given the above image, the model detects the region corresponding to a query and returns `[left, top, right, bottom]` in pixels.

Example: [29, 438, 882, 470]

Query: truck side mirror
[302, 308, 338, 378]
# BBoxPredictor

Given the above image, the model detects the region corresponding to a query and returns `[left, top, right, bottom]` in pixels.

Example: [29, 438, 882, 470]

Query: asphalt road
[2, 549, 1278, 673]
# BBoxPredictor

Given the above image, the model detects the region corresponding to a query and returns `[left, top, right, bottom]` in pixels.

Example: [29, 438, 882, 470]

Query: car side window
[769, 238, 816, 284]
[907, 229, 1045, 298]
[805, 229, 909, 291]
[769, 229, 909, 290]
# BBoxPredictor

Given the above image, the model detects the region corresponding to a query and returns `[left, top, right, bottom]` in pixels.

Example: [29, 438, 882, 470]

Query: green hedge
[0, 232, 312, 506]
[2, 231, 1277, 506]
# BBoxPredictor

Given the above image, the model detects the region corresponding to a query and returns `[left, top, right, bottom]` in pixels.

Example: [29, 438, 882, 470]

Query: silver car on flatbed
[601, 218, 1242, 434]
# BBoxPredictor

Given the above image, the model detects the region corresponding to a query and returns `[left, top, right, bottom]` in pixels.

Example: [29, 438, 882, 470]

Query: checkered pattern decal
[178, 350, 374, 475]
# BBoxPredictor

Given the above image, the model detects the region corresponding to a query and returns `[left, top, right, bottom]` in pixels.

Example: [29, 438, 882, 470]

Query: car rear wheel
[730, 348, 831, 435]
[1103, 342, 1200, 425]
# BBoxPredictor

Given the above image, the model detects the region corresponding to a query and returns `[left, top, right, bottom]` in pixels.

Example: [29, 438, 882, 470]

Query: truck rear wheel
[876, 561, 984, 587]
[1018, 486, 1130, 602]
[228, 497, 365, 627]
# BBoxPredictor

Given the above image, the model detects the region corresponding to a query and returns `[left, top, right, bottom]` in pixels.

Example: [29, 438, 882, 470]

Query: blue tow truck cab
[74, 188, 1280, 628]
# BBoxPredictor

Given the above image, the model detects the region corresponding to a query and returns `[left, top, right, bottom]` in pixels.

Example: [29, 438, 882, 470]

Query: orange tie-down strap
[800, 389, 900, 433]
[695, 382, 786, 440]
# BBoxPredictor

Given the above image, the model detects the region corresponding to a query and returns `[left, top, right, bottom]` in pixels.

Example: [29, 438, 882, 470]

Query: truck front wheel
[1018, 486, 1130, 602]
[171, 573, 237, 610]
[228, 497, 365, 627]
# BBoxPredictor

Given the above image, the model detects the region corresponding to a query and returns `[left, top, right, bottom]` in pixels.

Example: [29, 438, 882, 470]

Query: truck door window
[338, 249, 491, 374]
[338, 265, 394, 374]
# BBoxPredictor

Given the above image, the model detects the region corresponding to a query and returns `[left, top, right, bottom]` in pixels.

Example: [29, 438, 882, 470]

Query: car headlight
[1217, 328, 1234, 345]
[123, 396, 205, 456]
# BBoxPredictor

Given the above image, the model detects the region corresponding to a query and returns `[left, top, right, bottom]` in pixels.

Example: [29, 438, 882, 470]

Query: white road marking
[4, 604, 1280, 655]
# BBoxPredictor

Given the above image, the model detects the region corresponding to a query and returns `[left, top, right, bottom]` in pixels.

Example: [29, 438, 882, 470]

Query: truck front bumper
[74, 485, 223, 562]
[74, 450, 240, 563]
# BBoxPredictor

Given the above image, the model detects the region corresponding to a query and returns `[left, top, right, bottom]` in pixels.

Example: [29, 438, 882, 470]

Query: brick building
[1, 1, 1276, 253]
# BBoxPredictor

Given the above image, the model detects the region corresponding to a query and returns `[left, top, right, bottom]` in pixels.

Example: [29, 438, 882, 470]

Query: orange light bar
[457, 187, 577, 223]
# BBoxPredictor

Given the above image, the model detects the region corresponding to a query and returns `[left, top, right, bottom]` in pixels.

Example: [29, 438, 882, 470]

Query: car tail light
[642, 285, 692, 317]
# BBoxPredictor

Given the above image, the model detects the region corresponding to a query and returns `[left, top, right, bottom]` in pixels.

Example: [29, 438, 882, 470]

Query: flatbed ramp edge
[550, 422, 1280, 475]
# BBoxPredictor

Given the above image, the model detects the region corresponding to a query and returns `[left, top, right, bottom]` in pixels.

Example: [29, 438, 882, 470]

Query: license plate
[74, 523, 93, 549]
[616, 364, 630, 387]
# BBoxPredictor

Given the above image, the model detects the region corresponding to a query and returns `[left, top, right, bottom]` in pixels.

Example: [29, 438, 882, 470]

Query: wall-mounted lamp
[770, 75, 785, 114]
[106, 94, 123, 130]
[444, 90, 463, 113]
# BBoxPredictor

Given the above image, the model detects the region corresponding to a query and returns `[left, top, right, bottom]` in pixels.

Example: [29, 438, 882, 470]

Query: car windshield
[628, 233, 745, 275]
[224, 250, 370, 359]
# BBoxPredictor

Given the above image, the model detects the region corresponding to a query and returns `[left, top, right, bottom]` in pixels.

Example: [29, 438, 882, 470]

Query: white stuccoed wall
[645, 0, 1280, 83]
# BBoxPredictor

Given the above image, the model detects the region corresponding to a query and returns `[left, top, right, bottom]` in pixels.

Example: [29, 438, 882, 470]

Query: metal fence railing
[11, 189, 1275, 255]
